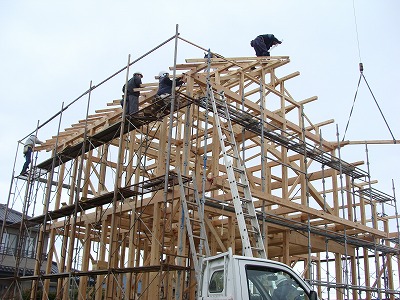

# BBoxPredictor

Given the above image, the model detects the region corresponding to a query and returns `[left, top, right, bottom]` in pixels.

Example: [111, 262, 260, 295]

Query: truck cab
[198, 248, 318, 300]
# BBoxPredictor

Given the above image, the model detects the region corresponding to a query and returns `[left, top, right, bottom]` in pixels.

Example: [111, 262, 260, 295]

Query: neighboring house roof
[0, 204, 29, 224]
[0, 261, 59, 275]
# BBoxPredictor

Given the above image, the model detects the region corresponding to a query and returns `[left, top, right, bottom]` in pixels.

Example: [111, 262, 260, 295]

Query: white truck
[198, 248, 318, 300]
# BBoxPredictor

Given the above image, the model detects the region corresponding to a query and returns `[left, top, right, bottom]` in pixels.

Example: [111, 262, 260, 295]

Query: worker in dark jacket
[121, 71, 143, 115]
[250, 34, 282, 57]
[156, 71, 185, 96]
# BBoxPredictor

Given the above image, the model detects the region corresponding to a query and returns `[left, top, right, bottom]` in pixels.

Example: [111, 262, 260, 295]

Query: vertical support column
[126, 130, 140, 299]
[126, 210, 137, 299]
[335, 254, 344, 300]
[336, 125, 350, 300]
[316, 254, 322, 298]
[141, 239, 150, 299]
[280, 79, 289, 208]
[148, 202, 162, 296]
[144, 119, 168, 299]
[99, 144, 109, 194]
[331, 150, 339, 217]
[95, 219, 108, 300]
[363, 246, 371, 300]
[300, 104, 313, 281]
[94, 143, 108, 299]
[78, 148, 94, 299]
[79, 225, 91, 300]
[60, 159, 79, 300]
[43, 163, 65, 298]
[345, 176, 354, 222]
[282, 231, 290, 265]
[350, 255, 358, 300]
[259, 75, 269, 255]
[106, 56, 131, 299]
[365, 143, 382, 299]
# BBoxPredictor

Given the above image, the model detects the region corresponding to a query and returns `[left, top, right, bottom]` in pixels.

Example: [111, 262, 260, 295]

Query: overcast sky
[1, 1, 399, 218]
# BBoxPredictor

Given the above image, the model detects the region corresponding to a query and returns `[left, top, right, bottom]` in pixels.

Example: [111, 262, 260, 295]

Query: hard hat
[275, 274, 287, 286]
[134, 71, 143, 77]
[159, 71, 169, 78]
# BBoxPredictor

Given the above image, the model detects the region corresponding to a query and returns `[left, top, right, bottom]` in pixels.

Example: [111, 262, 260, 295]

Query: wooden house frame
[2, 33, 399, 300]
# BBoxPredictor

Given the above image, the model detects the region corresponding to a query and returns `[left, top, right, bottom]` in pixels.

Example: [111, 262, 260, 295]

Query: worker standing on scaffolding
[154, 71, 186, 113]
[20, 134, 43, 176]
[156, 71, 185, 97]
[121, 71, 143, 115]
[250, 34, 282, 56]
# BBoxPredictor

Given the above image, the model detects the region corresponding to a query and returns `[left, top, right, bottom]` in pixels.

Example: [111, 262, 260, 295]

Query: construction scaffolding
[1, 32, 400, 300]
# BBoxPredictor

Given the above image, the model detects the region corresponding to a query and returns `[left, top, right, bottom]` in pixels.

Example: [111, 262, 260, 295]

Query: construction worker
[20, 134, 43, 176]
[273, 275, 302, 300]
[152, 71, 186, 114]
[250, 34, 282, 57]
[121, 71, 143, 115]
[156, 71, 185, 97]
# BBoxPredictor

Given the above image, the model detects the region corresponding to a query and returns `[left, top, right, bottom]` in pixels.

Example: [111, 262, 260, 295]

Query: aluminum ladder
[208, 87, 266, 258]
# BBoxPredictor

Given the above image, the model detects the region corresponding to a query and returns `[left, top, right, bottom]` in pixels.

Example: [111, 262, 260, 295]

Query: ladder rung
[237, 182, 248, 188]
[251, 246, 265, 252]
[247, 228, 261, 234]
[223, 140, 235, 147]
[240, 197, 252, 203]
[226, 153, 239, 160]
[221, 127, 233, 134]
[242, 213, 256, 219]
[191, 234, 206, 240]
[188, 217, 201, 223]
[233, 166, 244, 173]
[186, 206, 199, 212]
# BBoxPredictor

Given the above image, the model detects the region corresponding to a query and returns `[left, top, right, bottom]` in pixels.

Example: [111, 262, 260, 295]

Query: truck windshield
[245, 265, 311, 300]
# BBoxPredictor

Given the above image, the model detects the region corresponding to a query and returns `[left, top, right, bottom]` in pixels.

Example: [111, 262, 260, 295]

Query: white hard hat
[134, 71, 143, 77]
[159, 71, 169, 78]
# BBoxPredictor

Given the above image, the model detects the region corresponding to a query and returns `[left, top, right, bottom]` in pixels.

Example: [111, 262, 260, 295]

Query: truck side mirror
[309, 290, 318, 300]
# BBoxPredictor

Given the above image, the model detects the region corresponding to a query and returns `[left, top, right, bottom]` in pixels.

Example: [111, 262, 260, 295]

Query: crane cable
[342, 66, 362, 142]
[342, 1, 396, 143]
